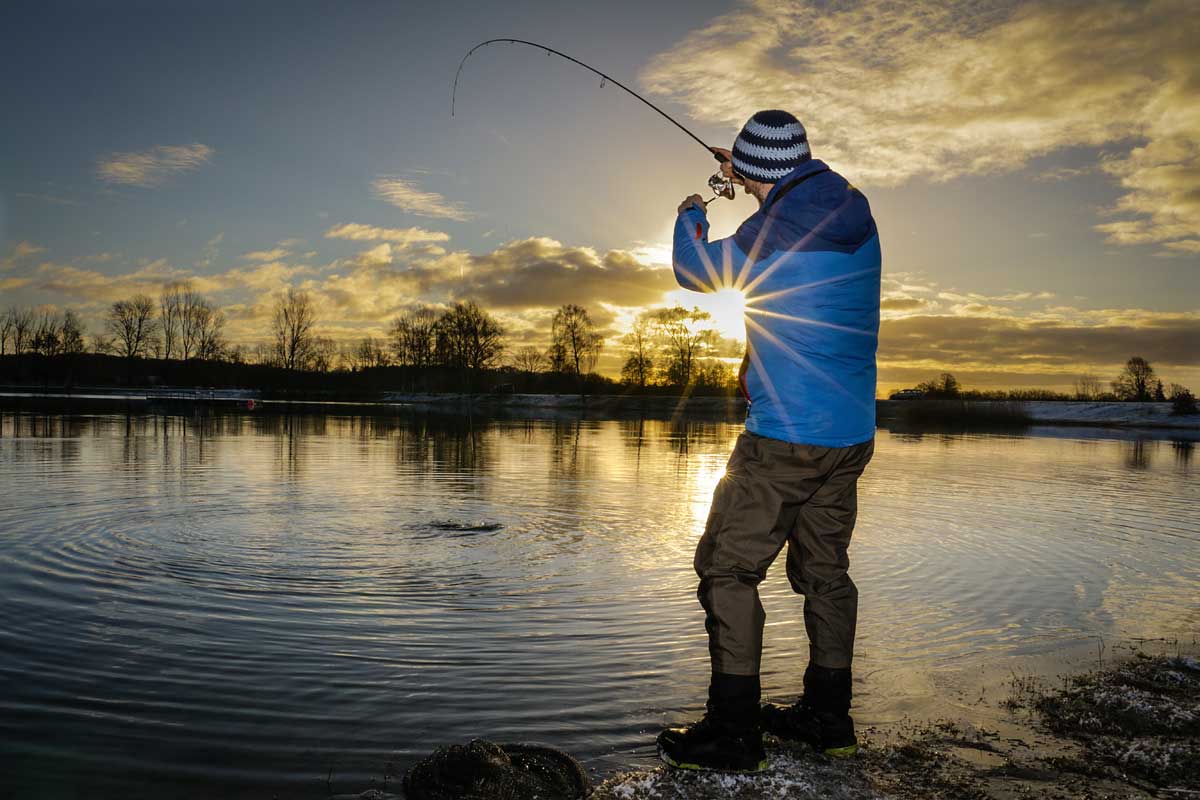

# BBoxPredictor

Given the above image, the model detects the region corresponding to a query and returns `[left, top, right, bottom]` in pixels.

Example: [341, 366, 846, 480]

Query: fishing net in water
[403, 739, 590, 800]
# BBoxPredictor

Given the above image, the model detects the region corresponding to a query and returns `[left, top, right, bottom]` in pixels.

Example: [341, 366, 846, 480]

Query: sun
[666, 287, 747, 341]
[708, 288, 748, 341]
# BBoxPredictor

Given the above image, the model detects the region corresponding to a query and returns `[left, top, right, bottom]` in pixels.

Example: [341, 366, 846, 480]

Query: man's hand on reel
[678, 194, 707, 215]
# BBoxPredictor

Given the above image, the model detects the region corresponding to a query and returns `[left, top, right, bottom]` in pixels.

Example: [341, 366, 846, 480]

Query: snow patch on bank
[1022, 401, 1199, 429]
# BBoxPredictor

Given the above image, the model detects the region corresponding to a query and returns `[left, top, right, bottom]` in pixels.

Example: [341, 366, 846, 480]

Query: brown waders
[695, 431, 874, 677]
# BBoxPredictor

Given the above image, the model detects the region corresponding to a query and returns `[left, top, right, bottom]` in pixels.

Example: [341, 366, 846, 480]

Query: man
[657, 110, 881, 772]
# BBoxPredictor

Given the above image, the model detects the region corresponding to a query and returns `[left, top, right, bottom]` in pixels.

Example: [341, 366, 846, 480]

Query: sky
[1, 0, 1197, 394]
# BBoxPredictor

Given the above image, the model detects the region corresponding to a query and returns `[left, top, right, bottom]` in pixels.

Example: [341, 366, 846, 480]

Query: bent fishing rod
[452, 38, 741, 204]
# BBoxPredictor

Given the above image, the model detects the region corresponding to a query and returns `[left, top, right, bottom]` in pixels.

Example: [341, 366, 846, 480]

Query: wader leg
[694, 432, 836, 677]
[784, 439, 873, 669]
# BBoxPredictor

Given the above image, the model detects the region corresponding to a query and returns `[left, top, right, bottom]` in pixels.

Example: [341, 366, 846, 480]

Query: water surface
[1, 412, 1196, 797]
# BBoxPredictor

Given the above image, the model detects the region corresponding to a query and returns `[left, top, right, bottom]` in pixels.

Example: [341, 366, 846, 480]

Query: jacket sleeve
[672, 207, 749, 293]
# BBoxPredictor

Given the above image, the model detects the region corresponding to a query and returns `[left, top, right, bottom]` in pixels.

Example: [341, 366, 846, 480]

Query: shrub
[1169, 384, 1197, 415]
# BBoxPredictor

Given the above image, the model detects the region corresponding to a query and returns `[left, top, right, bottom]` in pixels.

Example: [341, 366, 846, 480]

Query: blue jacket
[673, 159, 881, 447]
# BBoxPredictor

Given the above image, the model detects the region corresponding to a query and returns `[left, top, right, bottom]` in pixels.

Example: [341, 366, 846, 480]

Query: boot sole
[657, 746, 769, 774]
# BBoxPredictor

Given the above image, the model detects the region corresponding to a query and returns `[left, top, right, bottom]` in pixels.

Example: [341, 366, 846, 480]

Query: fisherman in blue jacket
[657, 110, 881, 772]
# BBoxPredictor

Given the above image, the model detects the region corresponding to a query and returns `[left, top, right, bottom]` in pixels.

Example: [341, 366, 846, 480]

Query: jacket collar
[760, 158, 829, 210]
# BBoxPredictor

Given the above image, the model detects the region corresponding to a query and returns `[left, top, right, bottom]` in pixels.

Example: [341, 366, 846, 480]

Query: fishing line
[452, 38, 739, 203]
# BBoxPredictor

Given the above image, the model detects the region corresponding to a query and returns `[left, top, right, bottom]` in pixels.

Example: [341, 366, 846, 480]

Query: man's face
[741, 175, 773, 203]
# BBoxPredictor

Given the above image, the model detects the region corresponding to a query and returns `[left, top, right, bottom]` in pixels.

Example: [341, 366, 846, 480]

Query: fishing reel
[707, 172, 737, 203]
[704, 151, 742, 204]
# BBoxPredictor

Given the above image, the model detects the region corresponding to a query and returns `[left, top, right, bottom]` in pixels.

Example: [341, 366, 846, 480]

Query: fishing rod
[452, 38, 740, 204]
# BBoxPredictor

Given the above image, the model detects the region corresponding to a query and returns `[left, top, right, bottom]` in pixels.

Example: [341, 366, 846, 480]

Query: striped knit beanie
[731, 110, 811, 183]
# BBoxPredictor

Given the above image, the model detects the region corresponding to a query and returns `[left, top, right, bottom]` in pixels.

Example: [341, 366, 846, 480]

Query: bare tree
[389, 307, 440, 368]
[309, 336, 339, 372]
[620, 317, 655, 389]
[1112, 356, 1156, 401]
[105, 295, 159, 359]
[435, 301, 505, 374]
[511, 345, 546, 373]
[271, 288, 317, 371]
[251, 341, 277, 367]
[60, 310, 87, 355]
[225, 343, 247, 364]
[8, 307, 34, 355]
[1073, 373, 1102, 400]
[159, 283, 187, 360]
[550, 304, 603, 377]
[0, 309, 14, 356]
[648, 306, 718, 387]
[201, 312, 226, 360]
[30, 309, 63, 356]
[346, 336, 389, 371]
[176, 290, 224, 361]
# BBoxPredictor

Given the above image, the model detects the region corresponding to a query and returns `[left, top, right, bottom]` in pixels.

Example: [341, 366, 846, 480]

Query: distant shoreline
[1, 388, 1198, 430]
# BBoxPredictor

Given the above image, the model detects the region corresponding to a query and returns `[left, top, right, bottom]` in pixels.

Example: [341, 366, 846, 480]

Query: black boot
[657, 673, 768, 773]
[761, 664, 858, 758]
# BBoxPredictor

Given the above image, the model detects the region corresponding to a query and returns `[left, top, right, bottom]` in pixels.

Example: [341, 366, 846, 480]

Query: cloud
[242, 248, 289, 262]
[30, 259, 186, 301]
[445, 238, 676, 310]
[1033, 166, 1092, 183]
[324, 223, 451, 246]
[295, 237, 676, 326]
[1163, 240, 1200, 255]
[1, 241, 44, 270]
[96, 143, 213, 187]
[25, 257, 314, 308]
[371, 177, 470, 221]
[881, 297, 928, 311]
[642, 0, 1200, 251]
[0, 277, 32, 291]
[196, 233, 224, 269]
[880, 310, 1199, 371]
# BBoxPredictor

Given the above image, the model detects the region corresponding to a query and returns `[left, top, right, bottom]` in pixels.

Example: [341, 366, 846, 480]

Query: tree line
[1, 284, 738, 394]
[902, 357, 1195, 414]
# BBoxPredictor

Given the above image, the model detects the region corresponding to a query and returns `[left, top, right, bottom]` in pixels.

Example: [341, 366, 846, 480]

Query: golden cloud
[278, 237, 674, 329]
[241, 248, 290, 262]
[880, 312, 1199, 370]
[25, 258, 314, 308]
[0, 277, 32, 291]
[371, 177, 471, 221]
[642, 0, 1199, 252]
[95, 143, 213, 187]
[1, 241, 44, 271]
[881, 297, 928, 312]
[324, 223, 451, 246]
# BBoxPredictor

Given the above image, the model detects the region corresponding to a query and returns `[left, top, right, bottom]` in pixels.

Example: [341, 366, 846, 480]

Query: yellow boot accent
[823, 743, 859, 758]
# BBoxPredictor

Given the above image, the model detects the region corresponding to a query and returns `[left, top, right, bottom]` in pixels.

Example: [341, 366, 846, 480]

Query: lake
[1, 411, 1196, 798]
